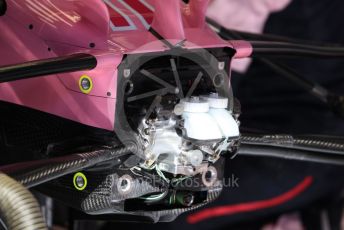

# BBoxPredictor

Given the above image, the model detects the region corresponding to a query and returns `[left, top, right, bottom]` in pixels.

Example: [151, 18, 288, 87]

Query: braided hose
[239, 134, 344, 165]
[241, 134, 344, 154]
[0, 173, 47, 230]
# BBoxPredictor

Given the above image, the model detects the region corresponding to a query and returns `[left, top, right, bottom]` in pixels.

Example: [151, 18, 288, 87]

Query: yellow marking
[79, 75, 93, 94]
[73, 172, 88, 191]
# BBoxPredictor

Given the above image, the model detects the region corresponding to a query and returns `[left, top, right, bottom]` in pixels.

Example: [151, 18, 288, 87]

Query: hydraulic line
[238, 134, 344, 165]
[257, 59, 344, 118]
[250, 47, 344, 58]
[0, 173, 47, 230]
[0, 145, 136, 188]
[241, 134, 344, 154]
[207, 17, 344, 47]
[208, 20, 344, 116]
[250, 41, 344, 55]
[238, 144, 344, 166]
[259, 58, 330, 103]
[207, 18, 344, 58]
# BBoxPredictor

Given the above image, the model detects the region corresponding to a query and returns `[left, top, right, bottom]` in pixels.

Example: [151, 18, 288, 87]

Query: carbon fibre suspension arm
[0, 145, 135, 188]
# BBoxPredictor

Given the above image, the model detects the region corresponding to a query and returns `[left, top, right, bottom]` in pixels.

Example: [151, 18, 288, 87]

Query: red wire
[187, 176, 313, 224]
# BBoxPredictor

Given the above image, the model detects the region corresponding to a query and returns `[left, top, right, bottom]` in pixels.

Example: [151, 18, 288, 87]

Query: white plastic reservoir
[182, 94, 240, 141]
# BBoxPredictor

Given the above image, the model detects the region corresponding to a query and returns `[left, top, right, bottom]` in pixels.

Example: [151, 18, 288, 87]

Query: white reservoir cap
[181, 97, 209, 113]
[201, 93, 228, 109]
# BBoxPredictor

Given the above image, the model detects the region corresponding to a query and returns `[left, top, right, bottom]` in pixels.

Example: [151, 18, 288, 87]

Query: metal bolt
[218, 62, 225, 70]
[81, 78, 91, 90]
[124, 69, 131, 78]
[73, 172, 87, 191]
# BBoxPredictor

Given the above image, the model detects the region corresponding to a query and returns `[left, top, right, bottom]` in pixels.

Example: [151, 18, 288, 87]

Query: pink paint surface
[6, 0, 110, 49]
[207, 0, 292, 34]
[0, 0, 252, 131]
[207, 0, 292, 72]
[151, 0, 185, 41]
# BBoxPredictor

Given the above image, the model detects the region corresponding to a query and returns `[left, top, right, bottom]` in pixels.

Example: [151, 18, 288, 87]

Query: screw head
[124, 69, 131, 78]
[218, 62, 225, 70]
[73, 172, 87, 191]
[81, 78, 91, 90]
[79, 75, 93, 94]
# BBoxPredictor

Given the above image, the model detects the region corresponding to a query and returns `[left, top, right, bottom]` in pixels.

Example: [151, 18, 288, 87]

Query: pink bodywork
[0, 0, 252, 131]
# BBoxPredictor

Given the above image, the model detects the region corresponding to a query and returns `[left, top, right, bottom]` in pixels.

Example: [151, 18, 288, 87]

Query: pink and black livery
[0, 0, 251, 223]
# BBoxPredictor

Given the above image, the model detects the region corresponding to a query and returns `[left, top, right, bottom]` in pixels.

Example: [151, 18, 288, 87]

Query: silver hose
[0, 173, 47, 230]
[241, 134, 344, 154]
[239, 134, 344, 165]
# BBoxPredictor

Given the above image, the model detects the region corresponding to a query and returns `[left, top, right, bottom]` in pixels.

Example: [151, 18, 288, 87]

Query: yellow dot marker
[79, 75, 93, 94]
[73, 172, 87, 191]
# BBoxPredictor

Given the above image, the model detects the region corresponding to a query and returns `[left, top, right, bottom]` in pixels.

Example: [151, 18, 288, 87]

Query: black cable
[256, 59, 344, 118]
[251, 48, 344, 58]
[259, 58, 330, 103]
[148, 27, 174, 49]
[224, 29, 335, 45]
[0, 53, 97, 83]
[250, 41, 344, 53]
[207, 18, 344, 58]
[209, 21, 344, 115]
[0, 0, 6, 16]
[207, 17, 343, 47]
[208, 19, 344, 165]
[238, 144, 344, 166]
